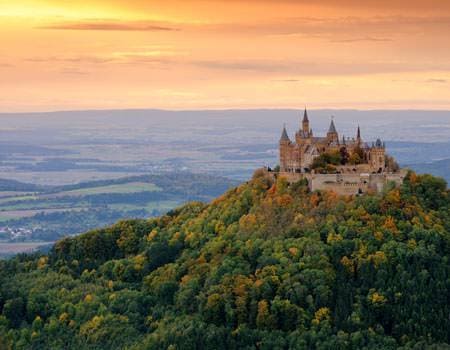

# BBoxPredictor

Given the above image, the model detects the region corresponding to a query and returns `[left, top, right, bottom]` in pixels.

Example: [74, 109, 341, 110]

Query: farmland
[0, 173, 238, 248]
[0, 242, 53, 258]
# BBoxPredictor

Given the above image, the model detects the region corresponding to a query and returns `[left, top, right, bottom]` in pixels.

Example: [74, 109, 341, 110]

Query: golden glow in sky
[1, 0, 450, 111]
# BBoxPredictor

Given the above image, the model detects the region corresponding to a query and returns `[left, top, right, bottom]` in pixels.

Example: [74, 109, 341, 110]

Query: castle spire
[302, 107, 309, 123]
[302, 107, 310, 134]
[280, 124, 290, 143]
[327, 116, 338, 143]
[356, 125, 361, 142]
[328, 117, 337, 134]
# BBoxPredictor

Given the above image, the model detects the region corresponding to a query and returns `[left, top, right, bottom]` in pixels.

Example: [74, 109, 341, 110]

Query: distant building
[270, 108, 405, 195]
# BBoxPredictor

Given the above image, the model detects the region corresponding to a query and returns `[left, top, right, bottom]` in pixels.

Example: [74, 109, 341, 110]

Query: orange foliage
[233, 276, 253, 297]
[324, 191, 338, 206]
[254, 279, 263, 288]
[383, 216, 399, 235]
[409, 172, 418, 185]
[276, 194, 293, 207]
[310, 193, 320, 207]
[267, 183, 277, 195]
[239, 213, 258, 232]
[386, 189, 401, 206]
[288, 247, 299, 256]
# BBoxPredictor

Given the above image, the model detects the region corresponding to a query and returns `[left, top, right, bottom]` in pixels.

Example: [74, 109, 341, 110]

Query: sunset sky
[1, 0, 450, 112]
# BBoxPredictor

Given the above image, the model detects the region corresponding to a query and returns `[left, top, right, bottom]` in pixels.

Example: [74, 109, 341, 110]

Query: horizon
[3, 107, 450, 115]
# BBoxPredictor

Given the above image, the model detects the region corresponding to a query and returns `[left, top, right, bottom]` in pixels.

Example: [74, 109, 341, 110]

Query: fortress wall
[386, 172, 407, 185]
[336, 164, 372, 173]
[269, 169, 405, 196]
[275, 171, 306, 183]
[310, 173, 369, 195]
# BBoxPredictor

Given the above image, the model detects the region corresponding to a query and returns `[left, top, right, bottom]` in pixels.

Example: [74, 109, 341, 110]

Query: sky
[1, 0, 450, 112]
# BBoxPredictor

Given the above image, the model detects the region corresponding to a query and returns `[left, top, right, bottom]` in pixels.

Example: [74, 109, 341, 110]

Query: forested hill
[0, 171, 449, 349]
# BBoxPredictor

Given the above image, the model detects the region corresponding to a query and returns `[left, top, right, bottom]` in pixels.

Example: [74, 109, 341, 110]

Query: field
[0, 173, 238, 244]
[0, 242, 53, 257]
[0, 182, 162, 220]
[59, 182, 161, 196]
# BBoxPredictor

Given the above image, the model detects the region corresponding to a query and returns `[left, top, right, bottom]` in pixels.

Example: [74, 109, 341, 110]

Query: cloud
[25, 50, 178, 67]
[192, 59, 450, 76]
[425, 78, 448, 84]
[38, 20, 178, 31]
[271, 79, 302, 82]
[393, 78, 450, 84]
[25, 56, 114, 64]
[194, 60, 285, 72]
[217, 15, 450, 41]
[329, 36, 392, 43]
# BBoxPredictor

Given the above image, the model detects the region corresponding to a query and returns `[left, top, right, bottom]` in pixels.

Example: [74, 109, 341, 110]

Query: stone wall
[267, 169, 406, 195]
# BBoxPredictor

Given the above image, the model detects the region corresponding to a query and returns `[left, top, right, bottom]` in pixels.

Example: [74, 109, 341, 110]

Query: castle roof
[375, 138, 383, 147]
[280, 125, 290, 142]
[328, 118, 337, 133]
[302, 108, 309, 123]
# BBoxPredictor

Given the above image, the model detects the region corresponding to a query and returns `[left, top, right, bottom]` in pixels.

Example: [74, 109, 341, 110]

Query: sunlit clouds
[1, 0, 450, 111]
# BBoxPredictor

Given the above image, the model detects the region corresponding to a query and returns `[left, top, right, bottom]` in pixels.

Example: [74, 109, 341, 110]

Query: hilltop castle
[269, 109, 405, 195]
[279, 108, 386, 174]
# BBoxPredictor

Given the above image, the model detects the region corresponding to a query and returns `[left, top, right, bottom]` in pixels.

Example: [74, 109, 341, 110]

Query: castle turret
[280, 125, 290, 144]
[279, 125, 291, 172]
[302, 107, 309, 134]
[327, 117, 339, 143]
[368, 138, 385, 172]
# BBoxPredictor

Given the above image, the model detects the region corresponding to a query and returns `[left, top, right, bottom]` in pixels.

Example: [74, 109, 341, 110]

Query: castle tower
[302, 107, 309, 134]
[279, 125, 291, 172]
[327, 117, 339, 143]
[356, 125, 361, 144]
[369, 138, 385, 172]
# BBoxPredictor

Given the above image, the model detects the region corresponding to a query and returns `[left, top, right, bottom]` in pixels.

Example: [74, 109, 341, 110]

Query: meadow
[0, 173, 238, 250]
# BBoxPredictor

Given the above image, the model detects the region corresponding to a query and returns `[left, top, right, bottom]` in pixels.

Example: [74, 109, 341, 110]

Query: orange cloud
[39, 20, 178, 31]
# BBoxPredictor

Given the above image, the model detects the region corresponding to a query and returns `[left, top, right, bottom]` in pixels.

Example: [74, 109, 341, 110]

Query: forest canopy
[0, 171, 449, 349]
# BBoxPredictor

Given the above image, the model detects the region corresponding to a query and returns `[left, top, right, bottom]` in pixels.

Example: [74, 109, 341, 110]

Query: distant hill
[0, 178, 46, 192]
[408, 158, 450, 183]
[0, 171, 448, 349]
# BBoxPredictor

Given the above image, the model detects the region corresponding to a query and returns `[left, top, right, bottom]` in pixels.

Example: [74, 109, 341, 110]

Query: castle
[269, 109, 405, 195]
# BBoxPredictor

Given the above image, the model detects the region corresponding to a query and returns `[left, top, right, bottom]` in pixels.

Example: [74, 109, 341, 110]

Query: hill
[0, 171, 449, 349]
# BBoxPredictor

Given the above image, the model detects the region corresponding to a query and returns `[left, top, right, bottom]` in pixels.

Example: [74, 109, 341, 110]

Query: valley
[0, 173, 238, 257]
